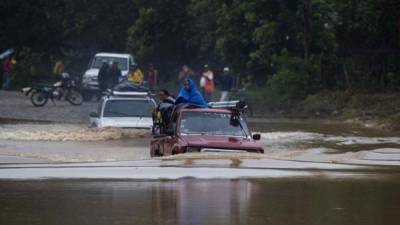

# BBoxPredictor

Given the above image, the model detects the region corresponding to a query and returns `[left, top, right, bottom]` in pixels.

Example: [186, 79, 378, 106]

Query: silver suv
[89, 91, 156, 129]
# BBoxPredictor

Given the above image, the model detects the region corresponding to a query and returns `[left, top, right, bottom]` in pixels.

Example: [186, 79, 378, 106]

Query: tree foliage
[0, 0, 399, 94]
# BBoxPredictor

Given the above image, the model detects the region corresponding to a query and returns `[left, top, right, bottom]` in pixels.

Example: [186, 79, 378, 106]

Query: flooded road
[1, 118, 400, 165]
[1, 91, 400, 225]
[250, 119, 400, 165]
[1, 176, 400, 225]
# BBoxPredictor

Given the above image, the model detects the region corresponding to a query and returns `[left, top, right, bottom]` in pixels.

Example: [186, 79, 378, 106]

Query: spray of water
[0, 124, 150, 141]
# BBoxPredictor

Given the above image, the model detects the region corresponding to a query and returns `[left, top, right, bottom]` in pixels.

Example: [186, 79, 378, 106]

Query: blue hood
[175, 79, 208, 108]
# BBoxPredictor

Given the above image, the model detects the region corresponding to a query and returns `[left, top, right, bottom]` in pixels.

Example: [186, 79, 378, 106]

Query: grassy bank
[250, 90, 400, 131]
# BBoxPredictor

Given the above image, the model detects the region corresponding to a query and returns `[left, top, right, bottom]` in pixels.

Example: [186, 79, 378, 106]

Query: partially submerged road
[0, 157, 397, 180]
[1, 90, 400, 171]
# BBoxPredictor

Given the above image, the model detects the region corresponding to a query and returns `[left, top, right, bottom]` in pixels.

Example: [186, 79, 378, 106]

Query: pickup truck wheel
[151, 148, 163, 157]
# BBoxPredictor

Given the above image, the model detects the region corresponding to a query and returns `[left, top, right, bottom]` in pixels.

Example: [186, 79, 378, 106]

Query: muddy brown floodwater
[1, 175, 400, 225]
[2, 118, 400, 164]
[2, 91, 400, 224]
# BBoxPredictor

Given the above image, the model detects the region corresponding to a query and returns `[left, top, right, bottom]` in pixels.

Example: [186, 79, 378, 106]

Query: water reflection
[174, 180, 255, 225]
[0, 177, 400, 225]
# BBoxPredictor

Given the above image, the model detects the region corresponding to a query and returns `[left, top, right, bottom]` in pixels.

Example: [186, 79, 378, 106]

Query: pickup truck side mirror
[90, 112, 99, 118]
[252, 133, 261, 141]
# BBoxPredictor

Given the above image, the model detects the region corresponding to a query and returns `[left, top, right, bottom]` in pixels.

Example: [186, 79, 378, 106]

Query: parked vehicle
[89, 90, 156, 128]
[81, 52, 135, 100]
[150, 101, 264, 157]
[22, 73, 83, 107]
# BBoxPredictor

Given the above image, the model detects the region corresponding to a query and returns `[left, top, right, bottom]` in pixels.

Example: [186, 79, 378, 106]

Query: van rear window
[104, 100, 154, 117]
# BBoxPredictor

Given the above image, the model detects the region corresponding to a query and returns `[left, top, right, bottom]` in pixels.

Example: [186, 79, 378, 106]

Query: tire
[151, 145, 163, 157]
[66, 89, 83, 105]
[156, 148, 164, 157]
[30, 91, 48, 107]
[151, 148, 159, 157]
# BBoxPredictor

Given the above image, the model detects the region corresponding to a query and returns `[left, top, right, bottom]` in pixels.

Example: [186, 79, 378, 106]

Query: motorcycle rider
[52, 58, 64, 80]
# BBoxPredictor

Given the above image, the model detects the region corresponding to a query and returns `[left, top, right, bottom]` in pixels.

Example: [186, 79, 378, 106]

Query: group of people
[158, 69, 234, 110]
[157, 64, 238, 109]
[154, 79, 208, 134]
[178, 64, 236, 102]
[97, 61, 123, 93]
[97, 61, 158, 94]
[157, 79, 207, 108]
[156, 64, 238, 110]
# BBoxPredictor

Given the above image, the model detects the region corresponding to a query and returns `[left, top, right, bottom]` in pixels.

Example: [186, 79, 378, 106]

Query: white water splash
[259, 131, 400, 146]
[0, 124, 150, 141]
[324, 136, 400, 145]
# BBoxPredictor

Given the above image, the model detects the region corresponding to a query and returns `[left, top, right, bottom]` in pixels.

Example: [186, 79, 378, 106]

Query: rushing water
[248, 119, 400, 163]
[1, 118, 400, 163]
[1, 119, 400, 224]
[0, 177, 400, 225]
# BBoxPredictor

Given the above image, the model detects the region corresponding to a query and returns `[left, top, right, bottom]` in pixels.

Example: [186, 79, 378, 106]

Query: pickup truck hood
[100, 117, 152, 128]
[84, 68, 100, 77]
[180, 135, 262, 151]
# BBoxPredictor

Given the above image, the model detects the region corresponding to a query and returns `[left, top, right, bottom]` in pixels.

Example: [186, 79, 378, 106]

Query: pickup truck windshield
[104, 100, 153, 117]
[179, 111, 248, 136]
[92, 56, 128, 70]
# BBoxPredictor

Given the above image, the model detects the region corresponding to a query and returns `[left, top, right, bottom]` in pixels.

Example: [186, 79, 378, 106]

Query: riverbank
[251, 91, 400, 131]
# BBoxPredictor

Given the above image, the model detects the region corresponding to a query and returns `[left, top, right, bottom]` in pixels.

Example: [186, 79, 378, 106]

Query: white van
[89, 91, 156, 129]
[81, 52, 135, 100]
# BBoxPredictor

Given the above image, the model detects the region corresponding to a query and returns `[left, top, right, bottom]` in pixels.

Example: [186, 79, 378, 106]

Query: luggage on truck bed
[113, 80, 149, 92]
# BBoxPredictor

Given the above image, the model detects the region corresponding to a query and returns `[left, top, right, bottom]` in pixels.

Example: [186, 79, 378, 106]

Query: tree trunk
[343, 60, 352, 90]
[302, 0, 312, 60]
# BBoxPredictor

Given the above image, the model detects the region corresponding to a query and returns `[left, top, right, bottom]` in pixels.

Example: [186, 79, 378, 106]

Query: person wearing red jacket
[2, 56, 14, 90]
[147, 63, 158, 91]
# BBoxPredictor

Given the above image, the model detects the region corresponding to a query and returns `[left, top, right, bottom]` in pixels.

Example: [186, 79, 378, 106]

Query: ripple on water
[259, 131, 400, 146]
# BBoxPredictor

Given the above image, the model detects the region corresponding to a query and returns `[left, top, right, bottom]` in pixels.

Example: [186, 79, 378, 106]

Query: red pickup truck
[150, 103, 264, 157]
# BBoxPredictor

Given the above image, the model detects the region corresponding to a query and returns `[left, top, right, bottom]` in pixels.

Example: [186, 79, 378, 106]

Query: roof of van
[95, 52, 133, 58]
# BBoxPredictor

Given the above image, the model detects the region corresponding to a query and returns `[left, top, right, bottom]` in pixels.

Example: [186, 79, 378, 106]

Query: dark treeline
[1, 0, 400, 101]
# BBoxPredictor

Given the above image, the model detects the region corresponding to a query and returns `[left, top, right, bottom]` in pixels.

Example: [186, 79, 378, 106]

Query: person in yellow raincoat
[128, 65, 144, 84]
[53, 59, 64, 79]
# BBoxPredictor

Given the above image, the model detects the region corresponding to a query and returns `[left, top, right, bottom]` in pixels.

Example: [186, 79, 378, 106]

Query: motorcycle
[22, 73, 83, 107]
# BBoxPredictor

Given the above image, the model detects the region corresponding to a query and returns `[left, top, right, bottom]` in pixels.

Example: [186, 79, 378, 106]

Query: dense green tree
[127, 0, 193, 80]
[0, 0, 399, 94]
